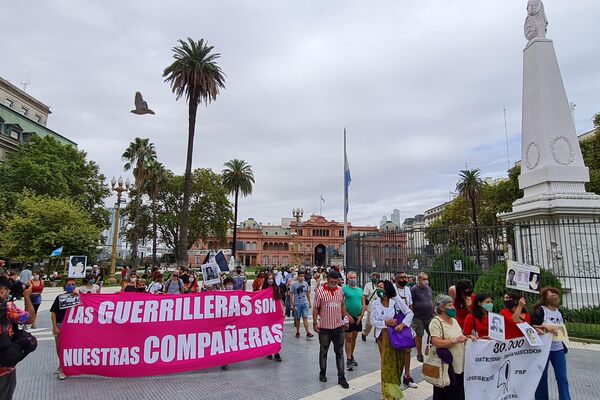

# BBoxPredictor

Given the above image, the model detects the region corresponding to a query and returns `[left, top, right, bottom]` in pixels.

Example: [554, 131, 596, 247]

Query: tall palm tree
[144, 160, 166, 266]
[222, 159, 255, 260]
[456, 169, 485, 266]
[163, 37, 225, 265]
[122, 137, 157, 267]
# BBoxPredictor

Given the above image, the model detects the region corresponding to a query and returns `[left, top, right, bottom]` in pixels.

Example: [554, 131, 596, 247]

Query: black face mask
[504, 300, 516, 310]
[465, 288, 473, 296]
[398, 280, 408, 287]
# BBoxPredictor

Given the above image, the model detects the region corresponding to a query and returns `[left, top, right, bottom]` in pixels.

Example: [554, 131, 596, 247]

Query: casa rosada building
[188, 214, 407, 268]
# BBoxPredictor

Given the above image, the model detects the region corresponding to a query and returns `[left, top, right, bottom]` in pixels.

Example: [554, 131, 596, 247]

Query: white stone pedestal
[501, 36, 600, 308]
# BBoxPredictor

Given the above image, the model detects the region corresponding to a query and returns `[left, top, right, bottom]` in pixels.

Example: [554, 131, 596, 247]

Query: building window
[34, 114, 41, 123]
[4, 99, 13, 108]
[9, 130, 19, 140]
[20, 107, 28, 116]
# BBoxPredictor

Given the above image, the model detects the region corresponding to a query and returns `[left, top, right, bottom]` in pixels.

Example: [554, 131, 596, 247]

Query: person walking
[164, 272, 184, 294]
[394, 271, 417, 388]
[313, 271, 350, 389]
[262, 273, 283, 362]
[19, 264, 32, 284]
[290, 270, 314, 338]
[462, 293, 493, 338]
[29, 271, 44, 329]
[533, 287, 571, 400]
[410, 272, 433, 362]
[501, 292, 531, 339]
[430, 294, 475, 400]
[371, 280, 414, 399]
[231, 265, 247, 291]
[342, 271, 364, 371]
[50, 278, 78, 380]
[361, 272, 380, 341]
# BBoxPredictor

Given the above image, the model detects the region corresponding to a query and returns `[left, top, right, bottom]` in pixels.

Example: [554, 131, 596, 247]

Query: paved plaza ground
[11, 287, 599, 400]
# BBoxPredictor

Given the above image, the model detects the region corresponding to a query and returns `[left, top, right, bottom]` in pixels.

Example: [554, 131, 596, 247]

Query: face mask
[398, 279, 408, 287]
[421, 280, 429, 287]
[65, 285, 75, 293]
[225, 285, 234, 290]
[376, 289, 385, 298]
[482, 303, 494, 312]
[465, 288, 473, 296]
[504, 300, 515, 310]
[267, 279, 274, 285]
[370, 278, 377, 284]
[328, 282, 337, 290]
[88, 280, 96, 286]
[33, 275, 40, 281]
[136, 287, 145, 293]
[445, 308, 457, 318]
[189, 277, 194, 282]
[348, 279, 357, 287]
[130, 277, 137, 283]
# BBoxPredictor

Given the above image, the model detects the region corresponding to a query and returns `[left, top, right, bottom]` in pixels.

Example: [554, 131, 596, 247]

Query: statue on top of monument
[524, 0, 548, 41]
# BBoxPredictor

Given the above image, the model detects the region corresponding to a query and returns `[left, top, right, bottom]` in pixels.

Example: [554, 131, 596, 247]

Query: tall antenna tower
[503, 105, 511, 171]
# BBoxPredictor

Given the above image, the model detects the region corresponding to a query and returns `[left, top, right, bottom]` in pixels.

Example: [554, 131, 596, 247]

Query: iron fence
[346, 219, 600, 340]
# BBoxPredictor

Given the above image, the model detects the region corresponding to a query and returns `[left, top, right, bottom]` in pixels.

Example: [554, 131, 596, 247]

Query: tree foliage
[0, 136, 110, 228]
[0, 192, 102, 261]
[222, 159, 254, 258]
[580, 112, 600, 195]
[155, 168, 232, 260]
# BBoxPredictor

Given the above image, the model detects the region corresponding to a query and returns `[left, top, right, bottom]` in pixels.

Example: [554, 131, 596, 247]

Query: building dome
[240, 218, 261, 230]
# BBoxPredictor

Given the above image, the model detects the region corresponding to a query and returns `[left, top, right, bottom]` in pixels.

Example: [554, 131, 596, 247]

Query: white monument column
[500, 1, 600, 308]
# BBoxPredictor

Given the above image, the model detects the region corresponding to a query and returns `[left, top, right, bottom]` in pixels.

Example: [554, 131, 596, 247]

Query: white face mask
[225, 285, 234, 290]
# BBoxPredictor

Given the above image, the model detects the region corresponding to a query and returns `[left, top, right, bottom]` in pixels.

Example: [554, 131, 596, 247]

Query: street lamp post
[108, 176, 130, 285]
[292, 208, 303, 266]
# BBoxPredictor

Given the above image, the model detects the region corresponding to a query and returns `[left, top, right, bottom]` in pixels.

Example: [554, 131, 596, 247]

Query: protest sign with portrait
[488, 312, 505, 342]
[201, 260, 221, 286]
[517, 322, 543, 347]
[506, 260, 540, 294]
[68, 256, 87, 279]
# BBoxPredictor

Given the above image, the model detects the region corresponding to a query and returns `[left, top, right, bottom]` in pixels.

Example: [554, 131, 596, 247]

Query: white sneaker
[57, 370, 67, 380]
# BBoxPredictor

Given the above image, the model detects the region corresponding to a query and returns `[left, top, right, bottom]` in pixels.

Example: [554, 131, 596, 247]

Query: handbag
[387, 302, 416, 350]
[421, 317, 451, 388]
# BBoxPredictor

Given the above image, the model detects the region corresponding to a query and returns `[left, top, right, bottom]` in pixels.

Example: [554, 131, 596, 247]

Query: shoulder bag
[421, 317, 451, 388]
[387, 301, 416, 350]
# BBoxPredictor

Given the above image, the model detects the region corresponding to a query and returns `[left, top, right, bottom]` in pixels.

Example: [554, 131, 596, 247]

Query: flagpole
[320, 194, 323, 216]
[343, 128, 348, 270]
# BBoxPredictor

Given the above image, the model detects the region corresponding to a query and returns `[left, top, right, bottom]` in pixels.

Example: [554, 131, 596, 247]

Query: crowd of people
[0, 259, 572, 400]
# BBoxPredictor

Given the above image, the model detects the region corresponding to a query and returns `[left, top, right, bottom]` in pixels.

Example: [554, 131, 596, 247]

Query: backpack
[165, 279, 182, 293]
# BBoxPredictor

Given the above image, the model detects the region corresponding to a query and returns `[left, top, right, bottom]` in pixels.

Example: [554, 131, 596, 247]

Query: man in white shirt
[394, 271, 417, 388]
[361, 272, 380, 341]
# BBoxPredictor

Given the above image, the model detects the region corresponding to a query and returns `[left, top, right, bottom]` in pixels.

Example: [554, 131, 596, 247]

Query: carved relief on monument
[525, 141, 541, 170]
[551, 136, 574, 165]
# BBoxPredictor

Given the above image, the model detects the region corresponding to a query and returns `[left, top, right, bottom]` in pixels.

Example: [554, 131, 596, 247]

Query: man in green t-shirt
[342, 271, 365, 371]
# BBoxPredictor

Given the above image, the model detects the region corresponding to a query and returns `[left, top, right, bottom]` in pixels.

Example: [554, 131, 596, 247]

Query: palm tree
[222, 159, 255, 260]
[163, 38, 225, 265]
[122, 137, 157, 267]
[144, 160, 166, 266]
[456, 169, 485, 266]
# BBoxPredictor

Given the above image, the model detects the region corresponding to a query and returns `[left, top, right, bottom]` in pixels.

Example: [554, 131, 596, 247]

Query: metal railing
[346, 220, 600, 339]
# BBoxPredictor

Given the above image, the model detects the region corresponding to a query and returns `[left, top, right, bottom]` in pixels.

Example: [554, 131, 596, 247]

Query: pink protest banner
[59, 289, 283, 377]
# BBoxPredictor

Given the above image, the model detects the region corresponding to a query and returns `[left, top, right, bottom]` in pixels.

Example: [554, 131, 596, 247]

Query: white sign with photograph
[506, 260, 541, 294]
[453, 259, 463, 271]
[488, 312, 505, 342]
[464, 335, 552, 400]
[517, 322, 544, 347]
[201, 260, 221, 286]
[68, 256, 87, 279]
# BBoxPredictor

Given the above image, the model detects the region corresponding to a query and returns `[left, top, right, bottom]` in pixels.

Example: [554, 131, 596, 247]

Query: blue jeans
[535, 349, 571, 400]
[293, 303, 309, 320]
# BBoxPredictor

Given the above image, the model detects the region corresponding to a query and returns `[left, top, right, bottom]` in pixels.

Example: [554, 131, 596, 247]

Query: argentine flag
[50, 246, 63, 257]
[344, 129, 351, 216]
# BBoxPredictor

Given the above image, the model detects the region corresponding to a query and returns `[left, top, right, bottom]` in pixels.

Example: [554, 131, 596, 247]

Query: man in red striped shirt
[313, 271, 350, 389]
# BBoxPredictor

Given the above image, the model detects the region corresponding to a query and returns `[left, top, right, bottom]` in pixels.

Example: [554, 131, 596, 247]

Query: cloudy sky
[3, 0, 599, 227]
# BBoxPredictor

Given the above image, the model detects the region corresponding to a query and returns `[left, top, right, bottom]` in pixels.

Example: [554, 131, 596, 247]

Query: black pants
[433, 372, 464, 400]
[0, 370, 17, 400]
[318, 327, 345, 379]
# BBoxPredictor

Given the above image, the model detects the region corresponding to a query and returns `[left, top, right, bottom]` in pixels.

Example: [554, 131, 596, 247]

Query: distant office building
[0, 76, 76, 162]
[380, 216, 387, 228]
[391, 209, 400, 225]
